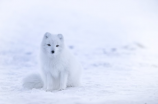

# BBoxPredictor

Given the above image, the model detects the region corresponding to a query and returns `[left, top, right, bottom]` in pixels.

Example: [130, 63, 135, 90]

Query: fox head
[41, 32, 64, 57]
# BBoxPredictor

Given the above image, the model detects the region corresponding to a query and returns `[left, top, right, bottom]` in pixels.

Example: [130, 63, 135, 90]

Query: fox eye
[47, 44, 51, 46]
[56, 45, 59, 47]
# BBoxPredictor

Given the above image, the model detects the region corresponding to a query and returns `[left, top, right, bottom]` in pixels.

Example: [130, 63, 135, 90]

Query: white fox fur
[23, 32, 82, 91]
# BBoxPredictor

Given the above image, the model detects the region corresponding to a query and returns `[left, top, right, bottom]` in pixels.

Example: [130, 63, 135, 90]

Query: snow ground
[0, 0, 158, 104]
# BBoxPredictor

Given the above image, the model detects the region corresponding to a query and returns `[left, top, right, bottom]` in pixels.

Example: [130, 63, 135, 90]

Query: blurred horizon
[0, 0, 158, 52]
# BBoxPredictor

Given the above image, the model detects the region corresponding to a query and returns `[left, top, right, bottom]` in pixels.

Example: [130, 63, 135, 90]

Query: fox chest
[43, 61, 66, 77]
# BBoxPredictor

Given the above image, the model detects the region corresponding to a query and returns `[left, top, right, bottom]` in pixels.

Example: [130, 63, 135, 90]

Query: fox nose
[51, 50, 55, 54]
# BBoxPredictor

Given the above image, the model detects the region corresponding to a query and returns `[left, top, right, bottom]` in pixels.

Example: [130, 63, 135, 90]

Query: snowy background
[0, 0, 158, 104]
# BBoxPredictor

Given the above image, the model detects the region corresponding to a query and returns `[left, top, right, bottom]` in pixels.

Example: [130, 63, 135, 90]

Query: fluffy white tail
[23, 73, 43, 89]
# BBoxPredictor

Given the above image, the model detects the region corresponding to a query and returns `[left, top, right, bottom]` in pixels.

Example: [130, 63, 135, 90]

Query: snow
[0, 0, 158, 104]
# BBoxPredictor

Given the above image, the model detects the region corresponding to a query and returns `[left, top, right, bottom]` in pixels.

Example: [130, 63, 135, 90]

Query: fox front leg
[43, 73, 54, 91]
[59, 71, 68, 90]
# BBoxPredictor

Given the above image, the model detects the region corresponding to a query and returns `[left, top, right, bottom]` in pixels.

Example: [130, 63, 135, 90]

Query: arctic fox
[23, 32, 82, 91]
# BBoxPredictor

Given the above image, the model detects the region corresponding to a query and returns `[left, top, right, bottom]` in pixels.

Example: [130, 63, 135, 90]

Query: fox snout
[51, 50, 55, 54]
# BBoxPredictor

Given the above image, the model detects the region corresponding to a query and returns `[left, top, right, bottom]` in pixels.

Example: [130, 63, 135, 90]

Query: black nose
[51, 50, 55, 54]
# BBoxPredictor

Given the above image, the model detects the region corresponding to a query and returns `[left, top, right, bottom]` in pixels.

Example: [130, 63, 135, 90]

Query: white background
[0, 0, 158, 104]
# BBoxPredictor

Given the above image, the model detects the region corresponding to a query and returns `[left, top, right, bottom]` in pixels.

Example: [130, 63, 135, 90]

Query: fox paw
[58, 87, 66, 91]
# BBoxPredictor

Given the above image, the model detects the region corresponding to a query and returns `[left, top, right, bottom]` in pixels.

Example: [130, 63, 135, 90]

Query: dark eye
[47, 44, 51, 46]
[56, 45, 59, 47]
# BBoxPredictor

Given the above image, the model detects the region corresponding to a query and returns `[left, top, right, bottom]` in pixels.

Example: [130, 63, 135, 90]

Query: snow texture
[0, 0, 158, 104]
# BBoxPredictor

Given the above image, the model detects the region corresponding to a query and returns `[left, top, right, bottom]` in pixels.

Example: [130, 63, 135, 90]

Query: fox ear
[57, 34, 64, 40]
[44, 32, 51, 39]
